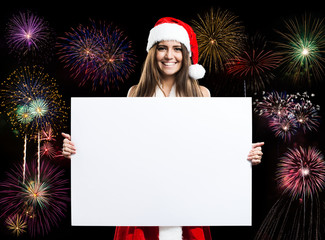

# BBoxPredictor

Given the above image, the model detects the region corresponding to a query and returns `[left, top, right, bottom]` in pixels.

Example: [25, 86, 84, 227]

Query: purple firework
[6, 11, 53, 61]
[0, 162, 69, 237]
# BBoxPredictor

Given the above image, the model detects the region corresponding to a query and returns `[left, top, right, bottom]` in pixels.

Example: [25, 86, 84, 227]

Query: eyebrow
[157, 43, 182, 48]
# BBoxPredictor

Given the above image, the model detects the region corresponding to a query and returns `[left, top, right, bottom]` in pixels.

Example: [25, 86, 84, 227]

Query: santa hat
[146, 17, 205, 79]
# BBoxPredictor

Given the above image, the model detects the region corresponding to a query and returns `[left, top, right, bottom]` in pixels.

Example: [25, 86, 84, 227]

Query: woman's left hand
[247, 142, 264, 165]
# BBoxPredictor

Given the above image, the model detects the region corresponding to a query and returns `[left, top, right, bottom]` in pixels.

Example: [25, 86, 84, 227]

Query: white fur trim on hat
[147, 23, 192, 57]
[159, 226, 182, 240]
[189, 64, 206, 79]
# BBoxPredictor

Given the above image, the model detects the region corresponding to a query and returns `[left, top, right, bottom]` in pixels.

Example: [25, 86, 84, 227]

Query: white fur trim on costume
[147, 23, 191, 56]
[159, 226, 182, 240]
[189, 64, 206, 79]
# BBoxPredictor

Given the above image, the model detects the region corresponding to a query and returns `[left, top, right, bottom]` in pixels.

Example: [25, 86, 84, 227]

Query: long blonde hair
[129, 44, 203, 97]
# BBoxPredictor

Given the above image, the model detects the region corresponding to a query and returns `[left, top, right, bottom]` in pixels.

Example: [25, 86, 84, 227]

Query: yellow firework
[192, 8, 245, 73]
[5, 214, 27, 236]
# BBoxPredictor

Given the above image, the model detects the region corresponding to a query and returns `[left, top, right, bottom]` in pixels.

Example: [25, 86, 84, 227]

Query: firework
[277, 147, 325, 199]
[0, 162, 69, 236]
[292, 92, 321, 132]
[255, 147, 325, 239]
[255, 91, 295, 119]
[268, 116, 298, 142]
[275, 14, 325, 84]
[254, 194, 324, 240]
[40, 142, 56, 159]
[57, 20, 136, 91]
[226, 34, 281, 93]
[6, 11, 53, 62]
[254, 91, 321, 141]
[0, 65, 68, 137]
[41, 126, 55, 141]
[0, 65, 68, 183]
[191, 8, 245, 73]
[5, 214, 27, 237]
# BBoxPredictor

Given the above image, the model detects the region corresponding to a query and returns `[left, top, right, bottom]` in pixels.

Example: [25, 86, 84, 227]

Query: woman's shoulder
[127, 85, 138, 97]
[199, 85, 211, 97]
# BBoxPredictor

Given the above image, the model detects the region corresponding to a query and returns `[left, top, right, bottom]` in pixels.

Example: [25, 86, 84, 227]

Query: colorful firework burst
[275, 14, 325, 84]
[268, 116, 298, 142]
[255, 91, 296, 119]
[191, 8, 245, 73]
[6, 11, 54, 62]
[0, 65, 68, 138]
[226, 34, 281, 93]
[57, 20, 136, 91]
[254, 91, 321, 141]
[291, 92, 321, 133]
[277, 147, 325, 199]
[0, 162, 69, 236]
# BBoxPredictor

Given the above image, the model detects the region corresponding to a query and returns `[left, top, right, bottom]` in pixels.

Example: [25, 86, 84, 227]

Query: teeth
[163, 62, 176, 66]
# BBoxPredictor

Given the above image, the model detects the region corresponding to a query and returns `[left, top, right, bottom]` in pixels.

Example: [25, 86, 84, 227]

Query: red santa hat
[146, 17, 206, 79]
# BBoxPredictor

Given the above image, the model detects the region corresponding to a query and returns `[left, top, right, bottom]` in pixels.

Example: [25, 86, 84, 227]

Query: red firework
[226, 34, 281, 92]
[277, 147, 325, 199]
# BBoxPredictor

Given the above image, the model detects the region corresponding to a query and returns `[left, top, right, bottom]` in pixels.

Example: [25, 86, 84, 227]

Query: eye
[157, 45, 167, 51]
[174, 47, 182, 52]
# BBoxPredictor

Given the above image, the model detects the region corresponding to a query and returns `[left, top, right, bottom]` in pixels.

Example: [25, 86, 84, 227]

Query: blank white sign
[71, 97, 252, 226]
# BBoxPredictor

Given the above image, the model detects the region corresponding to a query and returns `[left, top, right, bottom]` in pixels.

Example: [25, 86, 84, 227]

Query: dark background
[1, 0, 325, 239]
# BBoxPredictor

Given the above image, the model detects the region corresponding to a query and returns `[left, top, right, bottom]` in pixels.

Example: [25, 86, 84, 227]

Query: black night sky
[1, 0, 325, 239]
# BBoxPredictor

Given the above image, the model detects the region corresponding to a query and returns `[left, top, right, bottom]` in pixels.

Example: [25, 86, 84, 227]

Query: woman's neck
[160, 76, 175, 97]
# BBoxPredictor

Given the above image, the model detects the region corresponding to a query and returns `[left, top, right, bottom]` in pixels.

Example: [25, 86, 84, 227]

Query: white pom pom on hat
[146, 17, 205, 80]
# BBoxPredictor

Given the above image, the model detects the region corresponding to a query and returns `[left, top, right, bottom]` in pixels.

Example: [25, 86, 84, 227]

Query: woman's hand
[62, 132, 76, 159]
[247, 142, 264, 165]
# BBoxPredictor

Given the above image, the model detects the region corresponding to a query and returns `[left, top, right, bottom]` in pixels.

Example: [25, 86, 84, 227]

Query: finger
[251, 159, 261, 165]
[63, 138, 75, 147]
[62, 150, 71, 159]
[61, 132, 71, 141]
[63, 147, 76, 156]
[251, 149, 263, 156]
[252, 142, 264, 148]
[63, 144, 76, 152]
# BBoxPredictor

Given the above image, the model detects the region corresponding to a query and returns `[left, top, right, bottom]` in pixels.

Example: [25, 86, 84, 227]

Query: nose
[164, 48, 173, 59]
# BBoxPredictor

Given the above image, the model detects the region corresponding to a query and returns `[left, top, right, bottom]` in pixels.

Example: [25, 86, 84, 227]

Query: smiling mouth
[162, 62, 177, 66]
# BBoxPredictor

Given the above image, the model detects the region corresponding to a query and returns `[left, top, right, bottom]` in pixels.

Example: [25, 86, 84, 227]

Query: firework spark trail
[255, 194, 323, 240]
[275, 14, 325, 84]
[57, 20, 136, 91]
[191, 7, 245, 73]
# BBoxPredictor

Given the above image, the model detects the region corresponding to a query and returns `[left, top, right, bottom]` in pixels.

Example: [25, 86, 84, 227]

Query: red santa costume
[114, 17, 211, 240]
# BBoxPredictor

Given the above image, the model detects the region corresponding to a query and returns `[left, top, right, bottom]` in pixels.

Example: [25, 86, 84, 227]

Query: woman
[62, 17, 264, 240]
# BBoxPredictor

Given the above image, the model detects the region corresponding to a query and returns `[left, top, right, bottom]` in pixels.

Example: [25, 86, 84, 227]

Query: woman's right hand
[62, 132, 76, 159]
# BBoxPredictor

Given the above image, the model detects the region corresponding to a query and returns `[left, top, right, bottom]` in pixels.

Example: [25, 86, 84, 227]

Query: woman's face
[156, 40, 183, 78]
